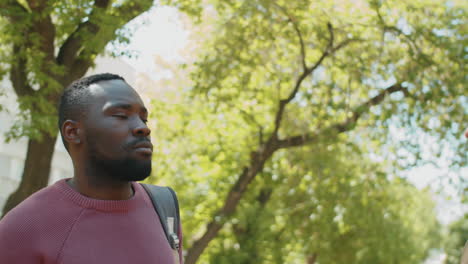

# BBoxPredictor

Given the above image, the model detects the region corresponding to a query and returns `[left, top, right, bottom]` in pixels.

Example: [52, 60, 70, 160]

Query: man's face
[82, 79, 152, 182]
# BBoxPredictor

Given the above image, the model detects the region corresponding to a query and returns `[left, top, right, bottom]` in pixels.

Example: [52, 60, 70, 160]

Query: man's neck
[67, 176, 134, 200]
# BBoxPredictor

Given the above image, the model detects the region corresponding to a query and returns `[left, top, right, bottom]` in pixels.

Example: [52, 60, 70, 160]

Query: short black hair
[58, 73, 125, 150]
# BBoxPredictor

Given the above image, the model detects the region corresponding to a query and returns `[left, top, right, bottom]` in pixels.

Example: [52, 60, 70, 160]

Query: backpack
[140, 184, 181, 263]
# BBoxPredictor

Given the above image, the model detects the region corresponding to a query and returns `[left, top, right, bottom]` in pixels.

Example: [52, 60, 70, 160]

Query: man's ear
[62, 120, 82, 146]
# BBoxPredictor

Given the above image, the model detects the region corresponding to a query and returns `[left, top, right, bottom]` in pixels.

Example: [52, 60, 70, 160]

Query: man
[0, 73, 182, 263]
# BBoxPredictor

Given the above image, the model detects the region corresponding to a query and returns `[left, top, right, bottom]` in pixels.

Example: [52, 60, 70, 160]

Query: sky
[117, 6, 190, 76]
[116, 6, 467, 227]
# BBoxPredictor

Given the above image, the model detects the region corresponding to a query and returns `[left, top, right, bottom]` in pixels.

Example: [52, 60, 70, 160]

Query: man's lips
[132, 142, 153, 155]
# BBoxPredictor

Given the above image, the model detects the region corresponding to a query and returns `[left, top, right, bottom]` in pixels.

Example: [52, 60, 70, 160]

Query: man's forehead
[88, 79, 143, 104]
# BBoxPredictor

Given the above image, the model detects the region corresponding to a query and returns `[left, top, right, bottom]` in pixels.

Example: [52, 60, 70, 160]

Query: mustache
[123, 138, 151, 149]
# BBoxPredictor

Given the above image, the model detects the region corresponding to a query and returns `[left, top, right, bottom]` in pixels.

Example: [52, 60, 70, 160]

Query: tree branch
[272, 22, 335, 137]
[186, 139, 279, 264]
[28, 2, 55, 62]
[2, 1, 54, 98]
[1, 2, 32, 98]
[1, 0, 56, 57]
[58, 0, 153, 83]
[277, 83, 407, 149]
[330, 38, 362, 54]
[0, 0, 29, 21]
[307, 253, 318, 264]
[274, 3, 307, 70]
[25, 0, 47, 11]
[374, 7, 422, 58]
[238, 108, 264, 145]
[10, 44, 34, 97]
[56, 0, 111, 68]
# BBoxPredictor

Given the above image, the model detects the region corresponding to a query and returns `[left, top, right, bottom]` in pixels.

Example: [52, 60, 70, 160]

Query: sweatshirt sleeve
[0, 213, 41, 263]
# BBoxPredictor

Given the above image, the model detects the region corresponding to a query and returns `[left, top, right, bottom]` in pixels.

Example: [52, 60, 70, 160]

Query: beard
[89, 156, 151, 182]
[86, 136, 152, 182]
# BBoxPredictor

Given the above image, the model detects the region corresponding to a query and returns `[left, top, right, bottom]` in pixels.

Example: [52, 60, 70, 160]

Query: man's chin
[126, 172, 151, 182]
[118, 163, 151, 182]
[98, 158, 152, 182]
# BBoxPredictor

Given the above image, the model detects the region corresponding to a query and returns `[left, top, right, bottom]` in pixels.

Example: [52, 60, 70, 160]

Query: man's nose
[132, 121, 151, 137]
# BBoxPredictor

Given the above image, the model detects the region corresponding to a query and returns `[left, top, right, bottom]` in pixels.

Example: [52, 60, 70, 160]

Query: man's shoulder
[0, 181, 78, 235]
[0, 181, 83, 262]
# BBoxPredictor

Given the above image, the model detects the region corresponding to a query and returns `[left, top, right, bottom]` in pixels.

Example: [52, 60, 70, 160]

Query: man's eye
[113, 115, 128, 119]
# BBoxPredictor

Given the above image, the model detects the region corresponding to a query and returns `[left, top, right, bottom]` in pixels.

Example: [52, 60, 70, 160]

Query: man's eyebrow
[105, 103, 148, 113]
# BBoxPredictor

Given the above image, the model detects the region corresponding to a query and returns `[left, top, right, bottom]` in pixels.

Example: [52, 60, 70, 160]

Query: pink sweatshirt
[0, 179, 183, 264]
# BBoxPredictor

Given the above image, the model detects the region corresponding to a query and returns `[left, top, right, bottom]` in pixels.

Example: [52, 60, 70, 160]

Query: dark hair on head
[58, 73, 125, 150]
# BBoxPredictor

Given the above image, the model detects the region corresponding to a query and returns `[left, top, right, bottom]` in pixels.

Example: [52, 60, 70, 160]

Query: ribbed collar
[54, 178, 144, 213]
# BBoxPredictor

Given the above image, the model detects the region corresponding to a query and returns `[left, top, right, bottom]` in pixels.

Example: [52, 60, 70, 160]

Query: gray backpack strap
[141, 184, 180, 251]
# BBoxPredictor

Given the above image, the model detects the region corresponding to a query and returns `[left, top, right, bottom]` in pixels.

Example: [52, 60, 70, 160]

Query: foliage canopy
[145, 0, 465, 263]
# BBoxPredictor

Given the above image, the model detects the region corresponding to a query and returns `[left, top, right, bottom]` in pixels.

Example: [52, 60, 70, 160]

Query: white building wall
[0, 57, 137, 210]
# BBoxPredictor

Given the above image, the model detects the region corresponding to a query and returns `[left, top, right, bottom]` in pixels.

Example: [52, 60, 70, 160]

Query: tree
[144, 0, 465, 263]
[0, 0, 202, 217]
[205, 146, 441, 264]
[149, 68, 441, 263]
[444, 214, 468, 264]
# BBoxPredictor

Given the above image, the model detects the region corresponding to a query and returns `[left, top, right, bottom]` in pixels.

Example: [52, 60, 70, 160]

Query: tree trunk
[1, 133, 57, 217]
[185, 142, 278, 264]
[307, 253, 317, 264]
[185, 221, 224, 264]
